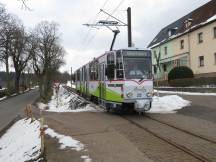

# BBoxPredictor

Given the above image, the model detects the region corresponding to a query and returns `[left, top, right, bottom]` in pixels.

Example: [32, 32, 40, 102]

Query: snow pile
[0, 119, 41, 162]
[45, 128, 84, 151]
[45, 127, 92, 161]
[37, 102, 48, 110]
[0, 96, 7, 101]
[81, 155, 92, 162]
[157, 90, 216, 96]
[149, 95, 191, 113]
[42, 86, 97, 112]
[66, 81, 76, 89]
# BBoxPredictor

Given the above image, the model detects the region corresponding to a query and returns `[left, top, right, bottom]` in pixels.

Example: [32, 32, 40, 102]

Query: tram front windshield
[123, 50, 152, 80]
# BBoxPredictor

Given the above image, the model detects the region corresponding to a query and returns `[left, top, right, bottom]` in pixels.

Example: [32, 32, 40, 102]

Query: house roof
[148, 0, 216, 48]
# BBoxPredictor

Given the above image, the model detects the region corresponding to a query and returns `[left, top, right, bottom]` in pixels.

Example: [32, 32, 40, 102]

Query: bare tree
[31, 21, 65, 101]
[0, 9, 16, 94]
[10, 23, 32, 93]
[18, 0, 31, 10]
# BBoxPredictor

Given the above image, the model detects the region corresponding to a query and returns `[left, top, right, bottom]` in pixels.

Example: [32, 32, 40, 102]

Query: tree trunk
[5, 54, 10, 96]
[15, 72, 20, 94]
[38, 73, 53, 102]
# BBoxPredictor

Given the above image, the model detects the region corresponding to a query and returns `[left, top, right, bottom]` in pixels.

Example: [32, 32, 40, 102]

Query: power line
[106, 0, 125, 21]
[101, 0, 110, 9]
[82, 0, 126, 50]
[81, 0, 110, 49]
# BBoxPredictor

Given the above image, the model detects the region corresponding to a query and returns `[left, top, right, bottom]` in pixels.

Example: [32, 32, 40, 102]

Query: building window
[198, 32, 203, 43]
[177, 59, 180, 67]
[199, 56, 204, 67]
[214, 27, 216, 38]
[164, 47, 167, 55]
[154, 51, 157, 59]
[163, 64, 167, 72]
[180, 40, 184, 49]
[153, 65, 157, 74]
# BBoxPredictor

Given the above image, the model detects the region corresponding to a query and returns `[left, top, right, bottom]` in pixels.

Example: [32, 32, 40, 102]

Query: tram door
[99, 63, 106, 101]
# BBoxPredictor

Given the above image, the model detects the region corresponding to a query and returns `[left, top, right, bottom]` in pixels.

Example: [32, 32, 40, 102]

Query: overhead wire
[82, 0, 126, 50]
[106, 0, 125, 21]
[81, 0, 110, 49]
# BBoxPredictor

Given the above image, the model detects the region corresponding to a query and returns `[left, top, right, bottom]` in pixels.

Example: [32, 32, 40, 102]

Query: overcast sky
[0, 0, 210, 72]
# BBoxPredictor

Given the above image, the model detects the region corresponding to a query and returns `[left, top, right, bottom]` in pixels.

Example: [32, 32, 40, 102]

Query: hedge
[168, 66, 194, 81]
[154, 77, 216, 87]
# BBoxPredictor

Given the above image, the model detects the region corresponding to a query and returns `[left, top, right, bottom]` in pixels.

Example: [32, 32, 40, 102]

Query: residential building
[148, 0, 216, 80]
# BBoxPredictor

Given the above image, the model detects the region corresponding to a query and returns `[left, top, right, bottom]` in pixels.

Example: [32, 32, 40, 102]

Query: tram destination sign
[123, 50, 151, 57]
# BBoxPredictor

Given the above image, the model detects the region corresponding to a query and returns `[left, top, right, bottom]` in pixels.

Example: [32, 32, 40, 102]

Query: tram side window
[116, 51, 124, 79]
[95, 63, 98, 80]
[77, 71, 80, 81]
[89, 62, 98, 81]
[106, 53, 115, 80]
[84, 67, 87, 81]
[75, 72, 77, 81]
[89, 64, 93, 81]
[81, 68, 83, 81]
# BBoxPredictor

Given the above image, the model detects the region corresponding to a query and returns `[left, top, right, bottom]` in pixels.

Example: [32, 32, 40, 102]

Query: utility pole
[127, 7, 132, 47]
[83, 7, 133, 50]
[71, 67, 73, 88]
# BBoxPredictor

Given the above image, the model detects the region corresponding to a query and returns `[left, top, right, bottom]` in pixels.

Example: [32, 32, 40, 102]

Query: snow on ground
[148, 95, 191, 113]
[38, 86, 97, 113]
[66, 81, 76, 89]
[37, 86, 192, 114]
[0, 88, 6, 91]
[45, 127, 92, 162]
[157, 90, 216, 96]
[81, 155, 92, 162]
[45, 127, 84, 151]
[37, 102, 48, 110]
[0, 119, 41, 162]
[0, 96, 7, 101]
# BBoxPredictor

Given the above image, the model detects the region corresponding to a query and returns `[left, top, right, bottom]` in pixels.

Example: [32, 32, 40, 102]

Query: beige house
[148, 0, 216, 80]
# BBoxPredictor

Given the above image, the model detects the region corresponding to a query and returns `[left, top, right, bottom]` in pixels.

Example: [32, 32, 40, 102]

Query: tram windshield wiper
[139, 76, 145, 82]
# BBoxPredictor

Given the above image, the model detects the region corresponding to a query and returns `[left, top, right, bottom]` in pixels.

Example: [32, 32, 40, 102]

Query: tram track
[121, 115, 214, 162]
[144, 114, 216, 144]
[65, 86, 216, 162]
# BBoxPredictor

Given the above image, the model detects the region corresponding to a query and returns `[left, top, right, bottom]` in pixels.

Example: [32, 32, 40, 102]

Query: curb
[155, 87, 216, 93]
[0, 88, 37, 103]
[0, 115, 21, 138]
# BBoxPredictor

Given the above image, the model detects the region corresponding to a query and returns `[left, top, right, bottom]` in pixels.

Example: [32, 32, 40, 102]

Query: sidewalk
[32, 107, 153, 162]
[155, 87, 216, 93]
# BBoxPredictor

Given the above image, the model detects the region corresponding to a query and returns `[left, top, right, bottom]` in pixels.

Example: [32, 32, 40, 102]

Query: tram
[74, 47, 153, 112]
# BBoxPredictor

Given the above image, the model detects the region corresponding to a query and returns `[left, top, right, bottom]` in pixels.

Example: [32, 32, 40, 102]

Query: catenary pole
[127, 7, 132, 47]
[71, 67, 73, 88]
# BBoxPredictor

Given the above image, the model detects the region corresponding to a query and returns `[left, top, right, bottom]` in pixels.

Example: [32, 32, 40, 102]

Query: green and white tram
[75, 48, 153, 112]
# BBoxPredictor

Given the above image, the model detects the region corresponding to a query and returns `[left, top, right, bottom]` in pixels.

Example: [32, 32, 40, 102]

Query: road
[0, 89, 39, 132]
[178, 95, 216, 123]
[39, 91, 216, 162]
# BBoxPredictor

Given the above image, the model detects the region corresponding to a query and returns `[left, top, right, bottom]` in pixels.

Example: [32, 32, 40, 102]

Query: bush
[168, 66, 194, 81]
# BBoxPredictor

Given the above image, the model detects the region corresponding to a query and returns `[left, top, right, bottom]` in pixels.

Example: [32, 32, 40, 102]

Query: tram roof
[75, 47, 151, 71]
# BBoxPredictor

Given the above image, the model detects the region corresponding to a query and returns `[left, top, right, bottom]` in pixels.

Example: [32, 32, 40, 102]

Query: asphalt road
[0, 89, 39, 132]
[175, 95, 216, 123]
[34, 90, 216, 162]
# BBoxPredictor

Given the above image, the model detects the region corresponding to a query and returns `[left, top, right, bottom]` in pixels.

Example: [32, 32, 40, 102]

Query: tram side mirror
[106, 64, 115, 79]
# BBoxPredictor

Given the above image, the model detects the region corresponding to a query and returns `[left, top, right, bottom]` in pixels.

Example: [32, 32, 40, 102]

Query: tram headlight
[126, 92, 133, 98]
[146, 92, 152, 97]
